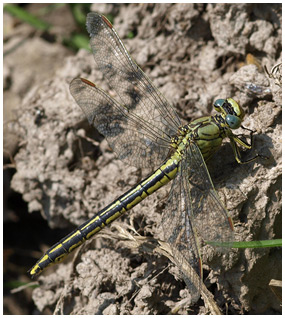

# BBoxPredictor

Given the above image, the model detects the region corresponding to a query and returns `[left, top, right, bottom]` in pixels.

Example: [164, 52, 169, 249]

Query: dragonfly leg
[230, 127, 268, 164]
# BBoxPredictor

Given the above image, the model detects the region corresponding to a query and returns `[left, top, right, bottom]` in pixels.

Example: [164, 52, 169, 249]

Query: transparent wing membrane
[163, 142, 234, 299]
[86, 13, 181, 135]
[163, 155, 202, 302]
[187, 142, 235, 246]
[70, 78, 172, 168]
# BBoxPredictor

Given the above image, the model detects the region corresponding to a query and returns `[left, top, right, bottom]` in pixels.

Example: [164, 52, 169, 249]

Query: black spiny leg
[230, 126, 268, 164]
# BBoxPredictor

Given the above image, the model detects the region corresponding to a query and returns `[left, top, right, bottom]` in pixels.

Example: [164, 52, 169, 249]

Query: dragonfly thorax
[169, 98, 244, 162]
[170, 124, 192, 150]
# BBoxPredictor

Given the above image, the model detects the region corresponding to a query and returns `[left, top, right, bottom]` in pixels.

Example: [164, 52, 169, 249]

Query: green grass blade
[63, 34, 90, 51]
[69, 3, 92, 29]
[207, 239, 282, 249]
[4, 4, 50, 31]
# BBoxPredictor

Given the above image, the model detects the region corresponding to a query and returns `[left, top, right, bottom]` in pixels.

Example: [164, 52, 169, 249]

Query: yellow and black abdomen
[29, 156, 179, 277]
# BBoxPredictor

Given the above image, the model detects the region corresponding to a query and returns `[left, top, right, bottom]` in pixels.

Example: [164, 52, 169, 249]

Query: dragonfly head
[214, 98, 245, 129]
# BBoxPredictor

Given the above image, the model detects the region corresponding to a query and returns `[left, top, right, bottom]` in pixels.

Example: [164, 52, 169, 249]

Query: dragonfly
[29, 12, 260, 302]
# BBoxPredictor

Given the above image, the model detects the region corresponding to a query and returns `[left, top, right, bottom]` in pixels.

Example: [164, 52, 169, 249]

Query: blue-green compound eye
[214, 99, 225, 110]
[226, 114, 241, 129]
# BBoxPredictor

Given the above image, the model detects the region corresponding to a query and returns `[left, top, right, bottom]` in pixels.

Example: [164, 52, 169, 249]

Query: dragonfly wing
[162, 141, 235, 301]
[86, 13, 181, 140]
[162, 156, 202, 303]
[70, 78, 172, 168]
[187, 141, 235, 246]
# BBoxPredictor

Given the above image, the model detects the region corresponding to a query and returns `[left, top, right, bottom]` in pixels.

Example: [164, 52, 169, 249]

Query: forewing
[86, 12, 181, 142]
[70, 78, 172, 168]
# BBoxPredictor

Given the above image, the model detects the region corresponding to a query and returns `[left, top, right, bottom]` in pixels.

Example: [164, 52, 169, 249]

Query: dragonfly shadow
[207, 132, 273, 187]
